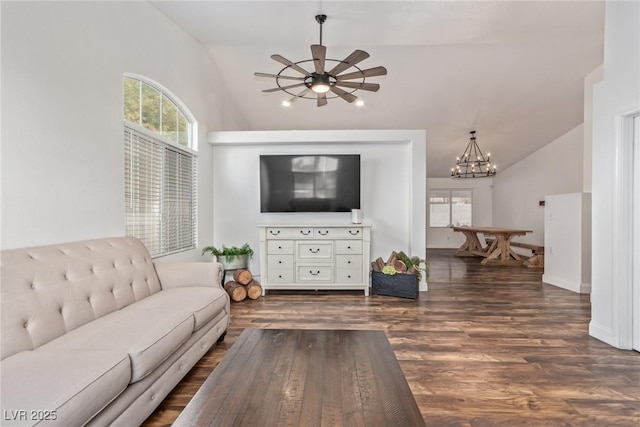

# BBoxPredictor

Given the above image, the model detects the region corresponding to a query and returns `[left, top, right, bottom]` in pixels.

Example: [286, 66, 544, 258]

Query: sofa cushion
[128, 287, 228, 330]
[38, 305, 194, 382]
[0, 350, 130, 427]
[1, 236, 163, 360]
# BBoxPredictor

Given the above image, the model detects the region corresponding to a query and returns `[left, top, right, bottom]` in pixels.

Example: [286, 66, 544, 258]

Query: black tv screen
[260, 154, 361, 213]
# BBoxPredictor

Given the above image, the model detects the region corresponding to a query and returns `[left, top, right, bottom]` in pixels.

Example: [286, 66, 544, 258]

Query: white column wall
[590, 0, 640, 348]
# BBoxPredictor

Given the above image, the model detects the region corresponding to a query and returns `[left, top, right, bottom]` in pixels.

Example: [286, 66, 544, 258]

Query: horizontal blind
[125, 126, 197, 257]
[429, 190, 452, 227]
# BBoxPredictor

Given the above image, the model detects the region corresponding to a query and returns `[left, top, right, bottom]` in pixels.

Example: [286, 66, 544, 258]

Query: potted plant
[202, 243, 254, 270]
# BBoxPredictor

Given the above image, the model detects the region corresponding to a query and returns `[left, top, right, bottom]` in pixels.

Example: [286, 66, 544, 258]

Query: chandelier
[451, 131, 497, 179]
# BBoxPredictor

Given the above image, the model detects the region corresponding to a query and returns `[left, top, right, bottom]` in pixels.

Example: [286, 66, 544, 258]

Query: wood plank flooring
[143, 249, 640, 426]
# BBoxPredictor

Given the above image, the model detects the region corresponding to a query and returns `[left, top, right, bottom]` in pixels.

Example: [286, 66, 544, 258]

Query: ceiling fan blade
[271, 54, 311, 76]
[311, 44, 326, 74]
[335, 81, 380, 92]
[328, 50, 370, 76]
[262, 83, 306, 93]
[329, 86, 357, 103]
[336, 66, 388, 81]
[254, 72, 305, 81]
[317, 93, 328, 107]
[288, 88, 311, 103]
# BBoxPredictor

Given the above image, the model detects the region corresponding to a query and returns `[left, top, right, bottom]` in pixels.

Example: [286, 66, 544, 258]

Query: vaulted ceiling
[152, 1, 604, 177]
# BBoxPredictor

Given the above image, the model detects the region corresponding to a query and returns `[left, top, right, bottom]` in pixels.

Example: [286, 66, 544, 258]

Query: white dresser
[258, 225, 372, 295]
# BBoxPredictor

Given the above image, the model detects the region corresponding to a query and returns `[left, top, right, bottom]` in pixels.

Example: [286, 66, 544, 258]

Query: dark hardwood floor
[143, 249, 640, 426]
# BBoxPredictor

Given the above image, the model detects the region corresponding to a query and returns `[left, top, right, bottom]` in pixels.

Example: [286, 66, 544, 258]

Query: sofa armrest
[154, 262, 224, 290]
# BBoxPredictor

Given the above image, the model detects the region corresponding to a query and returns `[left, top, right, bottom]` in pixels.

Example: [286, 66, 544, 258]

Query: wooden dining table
[451, 226, 533, 266]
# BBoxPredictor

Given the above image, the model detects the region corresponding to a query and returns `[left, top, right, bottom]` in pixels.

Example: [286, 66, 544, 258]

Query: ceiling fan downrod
[316, 14, 326, 46]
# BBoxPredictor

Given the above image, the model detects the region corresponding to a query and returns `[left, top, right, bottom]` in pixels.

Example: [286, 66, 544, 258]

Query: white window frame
[124, 75, 198, 258]
[429, 189, 473, 228]
[124, 73, 198, 151]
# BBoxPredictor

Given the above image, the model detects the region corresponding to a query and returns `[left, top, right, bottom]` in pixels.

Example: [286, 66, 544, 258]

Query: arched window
[123, 75, 197, 257]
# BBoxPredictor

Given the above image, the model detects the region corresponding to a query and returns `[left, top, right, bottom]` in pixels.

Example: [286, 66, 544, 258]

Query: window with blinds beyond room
[429, 189, 472, 228]
[123, 75, 197, 257]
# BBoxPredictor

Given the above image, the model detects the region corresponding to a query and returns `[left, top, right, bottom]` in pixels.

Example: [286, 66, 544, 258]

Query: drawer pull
[278, 245, 282, 249]
[318, 230, 329, 236]
[309, 270, 320, 276]
[349, 230, 360, 235]
[347, 246, 351, 249]
[269, 230, 281, 235]
[309, 248, 320, 253]
[347, 275, 352, 278]
[300, 230, 311, 235]
[278, 261, 282, 264]
[347, 260, 351, 264]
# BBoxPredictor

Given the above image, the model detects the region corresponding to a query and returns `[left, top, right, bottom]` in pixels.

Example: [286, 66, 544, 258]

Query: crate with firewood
[223, 269, 263, 302]
[370, 251, 427, 299]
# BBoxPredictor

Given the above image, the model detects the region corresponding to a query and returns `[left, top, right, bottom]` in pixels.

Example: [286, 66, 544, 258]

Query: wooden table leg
[455, 230, 487, 257]
[480, 234, 524, 266]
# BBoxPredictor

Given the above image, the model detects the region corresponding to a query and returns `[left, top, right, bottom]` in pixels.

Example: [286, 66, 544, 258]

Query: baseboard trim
[589, 321, 614, 346]
[542, 274, 591, 294]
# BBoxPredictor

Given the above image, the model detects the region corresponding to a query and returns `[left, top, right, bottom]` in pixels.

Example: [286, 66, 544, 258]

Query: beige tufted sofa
[0, 236, 230, 426]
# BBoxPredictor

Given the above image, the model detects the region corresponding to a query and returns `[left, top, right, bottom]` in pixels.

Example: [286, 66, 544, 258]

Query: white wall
[426, 178, 493, 248]
[590, 1, 640, 348]
[543, 192, 591, 294]
[208, 130, 427, 287]
[492, 124, 585, 246]
[583, 65, 604, 193]
[1, 2, 246, 260]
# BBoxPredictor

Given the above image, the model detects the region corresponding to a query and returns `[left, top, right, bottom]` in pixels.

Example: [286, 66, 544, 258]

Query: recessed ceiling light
[355, 100, 365, 107]
[282, 100, 291, 107]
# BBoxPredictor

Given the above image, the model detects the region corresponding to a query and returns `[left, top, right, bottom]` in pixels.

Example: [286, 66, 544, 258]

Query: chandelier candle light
[451, 131, 497, 179]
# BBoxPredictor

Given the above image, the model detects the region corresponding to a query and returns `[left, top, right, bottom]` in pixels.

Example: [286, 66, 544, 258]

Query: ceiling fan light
[311, 81, 331, 93]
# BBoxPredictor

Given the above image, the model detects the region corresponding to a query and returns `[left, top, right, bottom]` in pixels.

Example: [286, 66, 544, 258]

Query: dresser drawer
[296, 241, 333, 261]
[266, 227, 313, 239]
[268, 269, 294, 283]
[268, 254, 293, 269]
[267, 240, 294, 254]
[336, 254, 362, 270]
[336, 267, 363, 283]
[314, 227, 363, 239]
[335, 240, 362, 255]
[296, 264, 333, 282]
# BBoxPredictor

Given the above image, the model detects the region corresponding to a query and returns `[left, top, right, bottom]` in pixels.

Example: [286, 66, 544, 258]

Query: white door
[633, 115, 640, 351]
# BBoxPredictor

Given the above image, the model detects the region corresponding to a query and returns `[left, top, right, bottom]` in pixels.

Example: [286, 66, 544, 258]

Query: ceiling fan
[254, 14, 387, 107]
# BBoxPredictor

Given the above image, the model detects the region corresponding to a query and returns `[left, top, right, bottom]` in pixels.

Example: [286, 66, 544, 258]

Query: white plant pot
[217, 254, 249, 270]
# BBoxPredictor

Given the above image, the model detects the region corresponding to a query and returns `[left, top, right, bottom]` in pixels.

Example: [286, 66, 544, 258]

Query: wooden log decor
[224, 281, 247, 302]
[233, 269, 253, 285]
[245, 280, 262, 300]
[393, 259, 407, 273]
[372, 257, 385, 272]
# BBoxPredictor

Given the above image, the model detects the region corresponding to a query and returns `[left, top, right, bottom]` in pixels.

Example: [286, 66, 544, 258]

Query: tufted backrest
[1, 236, 163, 360]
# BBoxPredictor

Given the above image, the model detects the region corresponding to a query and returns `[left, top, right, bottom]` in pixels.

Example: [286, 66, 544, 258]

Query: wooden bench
[485, 238, 544, 269]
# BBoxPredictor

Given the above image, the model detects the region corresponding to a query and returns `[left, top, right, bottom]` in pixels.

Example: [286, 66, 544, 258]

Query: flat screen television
[260, 154, 361, 213]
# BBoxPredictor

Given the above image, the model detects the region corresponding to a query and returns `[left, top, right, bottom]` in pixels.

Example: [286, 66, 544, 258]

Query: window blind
[429, 189, 472, 228]
[125, 126, 197, 257]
